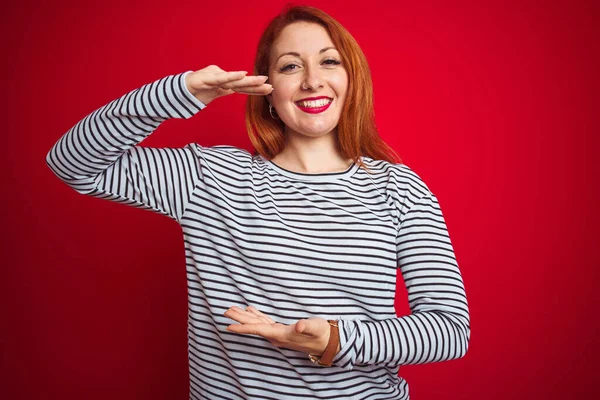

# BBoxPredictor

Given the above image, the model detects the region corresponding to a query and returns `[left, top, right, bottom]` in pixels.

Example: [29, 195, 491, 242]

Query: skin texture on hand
[224, 306, 334, 356]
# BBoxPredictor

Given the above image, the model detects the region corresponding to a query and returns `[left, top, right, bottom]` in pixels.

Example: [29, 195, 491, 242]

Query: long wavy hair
[245, 5, 402, 169]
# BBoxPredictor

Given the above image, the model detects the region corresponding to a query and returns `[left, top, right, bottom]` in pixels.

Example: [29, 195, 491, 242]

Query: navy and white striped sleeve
[332, 192, 470, 370]
[46, 71, 206, 223]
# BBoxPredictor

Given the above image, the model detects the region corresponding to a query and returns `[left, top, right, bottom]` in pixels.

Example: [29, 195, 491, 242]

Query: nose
[302, 64, 324, 90]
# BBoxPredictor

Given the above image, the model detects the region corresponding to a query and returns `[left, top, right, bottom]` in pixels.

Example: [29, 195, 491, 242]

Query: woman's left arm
[332, 192, 470, 370]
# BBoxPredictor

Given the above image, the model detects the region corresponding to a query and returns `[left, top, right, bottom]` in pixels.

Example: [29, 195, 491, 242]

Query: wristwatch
[308, 320, 340, 367]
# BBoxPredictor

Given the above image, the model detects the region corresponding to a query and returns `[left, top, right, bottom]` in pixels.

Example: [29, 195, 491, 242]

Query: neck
[272, 128, 353, 174]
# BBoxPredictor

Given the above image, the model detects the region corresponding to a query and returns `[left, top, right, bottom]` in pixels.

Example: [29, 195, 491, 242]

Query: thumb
[215, 87, 235, 98]
[295, 318, 319, 336]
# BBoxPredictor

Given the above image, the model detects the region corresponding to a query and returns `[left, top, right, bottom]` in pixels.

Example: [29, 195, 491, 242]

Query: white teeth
[298, 99, 332, 108]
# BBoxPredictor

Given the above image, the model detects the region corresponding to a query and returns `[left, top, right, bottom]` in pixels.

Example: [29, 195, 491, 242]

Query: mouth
[294, 97, 333, 114]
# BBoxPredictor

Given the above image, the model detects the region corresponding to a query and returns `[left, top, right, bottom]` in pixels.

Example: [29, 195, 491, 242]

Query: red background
[2, 0, 598, 399]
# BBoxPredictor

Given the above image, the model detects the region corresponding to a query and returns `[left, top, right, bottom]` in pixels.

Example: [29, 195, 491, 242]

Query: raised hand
[184, 65, 273, 105]
[224, 306, 333, 356]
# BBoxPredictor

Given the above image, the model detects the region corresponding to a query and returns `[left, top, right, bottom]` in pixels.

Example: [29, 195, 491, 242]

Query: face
[268, 22, 348, 139]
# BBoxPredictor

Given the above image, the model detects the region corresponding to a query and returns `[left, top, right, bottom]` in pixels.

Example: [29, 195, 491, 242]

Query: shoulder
[189, 144, 252, 160]
[183, 144, 254, 178]
[362, 156, 432, 198]
[361, 156, 435, 221]
[186, 143, 252, 165]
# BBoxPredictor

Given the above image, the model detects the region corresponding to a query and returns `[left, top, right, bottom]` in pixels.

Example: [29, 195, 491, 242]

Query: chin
[289, 123, 338, 138]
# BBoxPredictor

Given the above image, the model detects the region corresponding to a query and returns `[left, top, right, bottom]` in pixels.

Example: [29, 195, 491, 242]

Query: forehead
[271, 22, 335, 58]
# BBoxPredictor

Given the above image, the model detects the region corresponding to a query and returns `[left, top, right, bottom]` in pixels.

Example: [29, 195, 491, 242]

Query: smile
[295, 98, 333, 114]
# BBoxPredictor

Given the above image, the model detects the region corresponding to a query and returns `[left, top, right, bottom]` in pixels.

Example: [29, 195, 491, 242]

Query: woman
[47, 5, 470, 400]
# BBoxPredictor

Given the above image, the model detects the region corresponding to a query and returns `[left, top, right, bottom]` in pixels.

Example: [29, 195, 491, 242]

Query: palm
[224, 306, 330, 355]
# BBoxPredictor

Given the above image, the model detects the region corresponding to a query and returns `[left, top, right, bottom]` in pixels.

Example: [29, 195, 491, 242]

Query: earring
[269, 103, 279, 120]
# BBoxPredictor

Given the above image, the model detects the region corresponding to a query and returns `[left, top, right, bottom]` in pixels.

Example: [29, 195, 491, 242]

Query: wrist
[309, 320, 340, 367]
[184, 73, 214, 105]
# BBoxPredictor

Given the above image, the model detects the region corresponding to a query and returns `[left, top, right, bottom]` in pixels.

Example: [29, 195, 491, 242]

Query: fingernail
[258, 75, 268, 81]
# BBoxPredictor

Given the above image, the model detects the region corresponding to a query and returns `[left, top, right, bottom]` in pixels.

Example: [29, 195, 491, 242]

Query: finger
[202, 70, 248, 86]
[227, 322, 278, 337]
[232, 84, 273, 95]
[206, 72, 265, 87]
[224, 307, 262, 324]
[245, 307, 272, 325]
[232, 90, 273, 96]
[222, 76, 269, 90]
[246, 306, 276, 324]
[247, 306, 276, 323]
[231, 83, 272, 91]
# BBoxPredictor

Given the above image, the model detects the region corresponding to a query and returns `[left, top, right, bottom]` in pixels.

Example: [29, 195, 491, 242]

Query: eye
[280, 64, 299, 72]
[279, 59, 341, 72]
[323, 58, 341, 66]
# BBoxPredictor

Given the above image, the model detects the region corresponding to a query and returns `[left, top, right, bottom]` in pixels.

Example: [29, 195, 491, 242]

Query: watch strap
[309, 320, 339, 367]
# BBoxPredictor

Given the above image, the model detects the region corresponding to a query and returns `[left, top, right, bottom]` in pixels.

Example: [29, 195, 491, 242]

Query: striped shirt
[46, 71, 470, 400]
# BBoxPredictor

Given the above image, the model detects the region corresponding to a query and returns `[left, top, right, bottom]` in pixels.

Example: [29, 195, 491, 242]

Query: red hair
[245, 4, 402, 169]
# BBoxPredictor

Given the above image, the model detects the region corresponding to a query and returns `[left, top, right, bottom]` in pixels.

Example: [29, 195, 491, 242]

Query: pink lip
[295, 98, 333, 114]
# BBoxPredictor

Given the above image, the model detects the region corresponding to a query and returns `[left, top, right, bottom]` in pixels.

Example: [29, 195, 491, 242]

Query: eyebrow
[276, 47, 338, 62]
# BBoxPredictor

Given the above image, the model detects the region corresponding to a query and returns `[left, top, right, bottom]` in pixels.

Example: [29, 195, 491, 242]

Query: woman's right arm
[46, 66, 271, 223]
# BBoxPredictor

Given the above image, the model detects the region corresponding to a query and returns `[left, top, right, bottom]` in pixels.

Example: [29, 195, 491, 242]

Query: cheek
[331, 74, 349, 100]
[271, 82, 297, 106]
